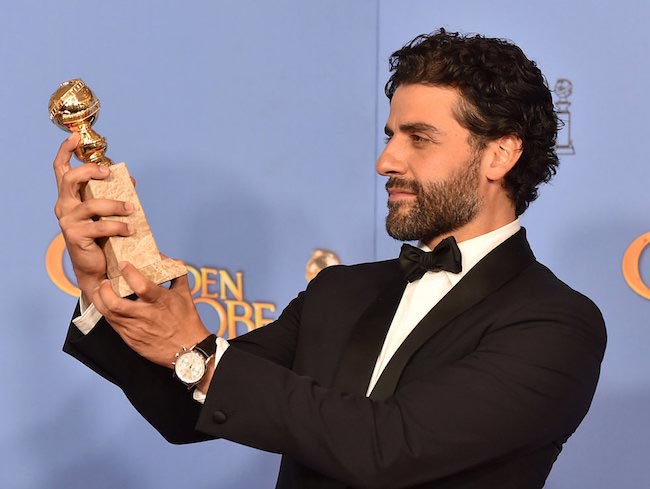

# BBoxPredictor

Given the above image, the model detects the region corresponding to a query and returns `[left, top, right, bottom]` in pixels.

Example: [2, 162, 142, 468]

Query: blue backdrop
[1, 1, 648, 487]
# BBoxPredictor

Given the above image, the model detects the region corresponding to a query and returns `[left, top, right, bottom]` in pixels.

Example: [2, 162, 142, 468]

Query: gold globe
[48, 79, 112, 166]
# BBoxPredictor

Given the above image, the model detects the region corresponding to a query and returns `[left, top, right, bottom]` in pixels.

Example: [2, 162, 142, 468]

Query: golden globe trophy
[49, 79, 187, 297]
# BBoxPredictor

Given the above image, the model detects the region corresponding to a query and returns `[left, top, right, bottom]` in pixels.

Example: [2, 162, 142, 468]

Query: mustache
[385, 177, 422, 194]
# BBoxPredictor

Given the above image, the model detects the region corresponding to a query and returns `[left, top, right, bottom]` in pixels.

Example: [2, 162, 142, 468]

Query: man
[55, 29, 606, 488]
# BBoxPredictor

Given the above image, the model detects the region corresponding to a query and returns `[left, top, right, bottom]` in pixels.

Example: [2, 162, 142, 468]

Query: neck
[423, 201, 517, 249]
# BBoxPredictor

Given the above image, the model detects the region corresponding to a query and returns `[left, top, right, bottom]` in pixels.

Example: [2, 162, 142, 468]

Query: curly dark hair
[385, 29, 559, 215]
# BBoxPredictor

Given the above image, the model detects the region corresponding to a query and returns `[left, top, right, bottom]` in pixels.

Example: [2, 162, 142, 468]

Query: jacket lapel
[332, 261, 407, 395]
[369, 228, 536, 400]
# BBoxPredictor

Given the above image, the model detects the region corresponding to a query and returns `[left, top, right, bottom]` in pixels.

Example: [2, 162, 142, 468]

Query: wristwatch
[173, 334, 217, 388]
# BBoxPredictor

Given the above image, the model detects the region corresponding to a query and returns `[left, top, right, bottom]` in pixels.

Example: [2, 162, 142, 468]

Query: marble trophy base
[81, 162, 187, 297]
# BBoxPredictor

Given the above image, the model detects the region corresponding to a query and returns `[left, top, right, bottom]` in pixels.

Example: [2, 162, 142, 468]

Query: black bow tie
[399, 237, 462, 283]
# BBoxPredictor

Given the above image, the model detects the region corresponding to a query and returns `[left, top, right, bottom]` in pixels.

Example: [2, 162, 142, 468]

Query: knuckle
[80, 200, 92, 213]
[62, 230, 82, 247]
[131, 279, 154, 300]
[95, 219, 120, 235]
[129, 275, 146, 293]
[97, 221, 113, 235]
[58, 137, 71, 152]
[58, 214, 77, 232]
[60, 169, 74, 186]
[53, 202, 63, 219]
[104, 297, 123, 315]
[92, 219, 106, 233]
[132, 284, 149, 298]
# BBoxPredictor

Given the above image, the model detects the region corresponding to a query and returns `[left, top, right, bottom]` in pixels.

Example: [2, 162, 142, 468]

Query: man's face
[376, 84, 485, 243]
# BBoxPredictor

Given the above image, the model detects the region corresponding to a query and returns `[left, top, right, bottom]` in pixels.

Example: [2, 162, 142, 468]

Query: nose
[376, 140, 407, 176]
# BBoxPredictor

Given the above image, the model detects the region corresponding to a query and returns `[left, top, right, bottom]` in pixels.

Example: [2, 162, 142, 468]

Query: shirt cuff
[72, 296, 104, 335]
[192, 337, 230, 404]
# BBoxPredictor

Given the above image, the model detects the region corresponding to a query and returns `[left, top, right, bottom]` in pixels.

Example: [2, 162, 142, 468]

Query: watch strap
[192, 333, 217, 359]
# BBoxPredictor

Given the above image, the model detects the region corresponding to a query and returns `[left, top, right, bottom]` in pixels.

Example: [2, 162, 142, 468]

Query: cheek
[411, 165, 445, 187]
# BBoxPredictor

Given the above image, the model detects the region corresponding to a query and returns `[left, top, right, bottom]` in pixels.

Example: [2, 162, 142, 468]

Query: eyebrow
[384, 122, 442, 136]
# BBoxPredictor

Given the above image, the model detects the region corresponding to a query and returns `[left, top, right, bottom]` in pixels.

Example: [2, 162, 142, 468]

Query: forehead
[386, 84, 465, 131]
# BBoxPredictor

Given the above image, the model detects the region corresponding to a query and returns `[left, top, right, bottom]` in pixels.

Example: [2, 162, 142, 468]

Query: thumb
[118, 261, 163, 302]
[53, 132, 81, 188]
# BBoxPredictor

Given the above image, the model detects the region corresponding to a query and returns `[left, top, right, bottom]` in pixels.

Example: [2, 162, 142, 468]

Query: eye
[383, 135, 392, 144]
[410, 134, 426, 143]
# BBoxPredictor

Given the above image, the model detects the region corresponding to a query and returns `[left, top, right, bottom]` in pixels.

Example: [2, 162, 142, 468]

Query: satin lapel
[369, 229, 536, 401]
[332, 262, 407, 395]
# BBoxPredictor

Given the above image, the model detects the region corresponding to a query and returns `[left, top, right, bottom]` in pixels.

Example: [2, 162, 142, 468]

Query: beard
[385, 155, 482, 243]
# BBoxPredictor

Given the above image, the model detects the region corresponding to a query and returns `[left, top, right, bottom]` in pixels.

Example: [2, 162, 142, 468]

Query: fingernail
[124, 202, 133, 212]
[99, 166, 110, 174]
[127, 223, 134, 234]
[118, 261, 128, 271]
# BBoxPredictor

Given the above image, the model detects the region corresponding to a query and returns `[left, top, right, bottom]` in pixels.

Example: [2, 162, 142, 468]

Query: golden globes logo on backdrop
[622, 232, 650, 299]
[554, 78, 575, 155]
[45, 233, 276, 339]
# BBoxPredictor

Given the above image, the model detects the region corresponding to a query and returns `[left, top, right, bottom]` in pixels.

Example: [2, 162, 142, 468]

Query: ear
[483, 134, 522, 181]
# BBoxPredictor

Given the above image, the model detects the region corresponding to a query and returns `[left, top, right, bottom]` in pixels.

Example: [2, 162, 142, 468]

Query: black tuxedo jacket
[63, 229, 606, 489]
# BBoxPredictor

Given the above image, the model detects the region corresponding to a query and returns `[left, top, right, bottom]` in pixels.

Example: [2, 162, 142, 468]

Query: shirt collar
[420, 218, 521, 286]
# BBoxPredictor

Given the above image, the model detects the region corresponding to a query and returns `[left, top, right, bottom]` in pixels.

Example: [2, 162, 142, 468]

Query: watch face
[174, 350, 206, 384]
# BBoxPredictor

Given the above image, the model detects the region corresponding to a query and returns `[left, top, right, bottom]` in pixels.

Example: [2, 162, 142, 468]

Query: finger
[118, 262, 163, 303]
[53, 133, 80, 188]
[95, 279, 139, 318]
[55, 164, 111, 219]
[58, 163, 110, 201]
[62, 218, 133, 242]
[60, 198, 134, 223]
[93, 284, 137, 346]
[92, 280, 110, 317]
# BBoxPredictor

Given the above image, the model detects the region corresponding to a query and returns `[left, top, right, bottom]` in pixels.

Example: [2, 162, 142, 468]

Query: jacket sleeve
[62, 292, 305, 444]
[195, 292, 606, 488]
[62, 302, 211, 444]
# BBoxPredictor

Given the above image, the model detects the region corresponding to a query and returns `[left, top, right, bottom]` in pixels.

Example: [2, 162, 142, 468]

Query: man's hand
[53, 134, 134, 302]
[92, 261, 210, 368]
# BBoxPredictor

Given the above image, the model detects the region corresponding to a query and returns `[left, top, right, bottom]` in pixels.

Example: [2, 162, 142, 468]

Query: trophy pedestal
[81, 162, 187, 297]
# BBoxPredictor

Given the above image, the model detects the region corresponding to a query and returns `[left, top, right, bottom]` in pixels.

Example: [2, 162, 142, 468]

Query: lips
[387, 188, 417, 201]
[386, 178, 420, 202]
